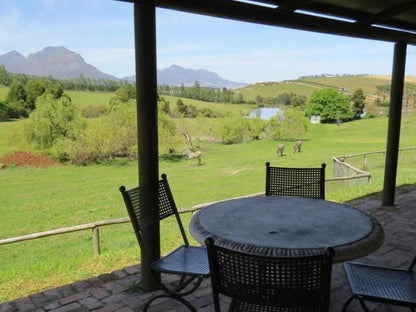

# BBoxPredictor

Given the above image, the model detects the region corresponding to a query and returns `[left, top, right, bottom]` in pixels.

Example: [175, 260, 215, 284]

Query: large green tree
[24, 94, 86, 149]
[25, 78, 46, 110]
[305, 88, 354, 123]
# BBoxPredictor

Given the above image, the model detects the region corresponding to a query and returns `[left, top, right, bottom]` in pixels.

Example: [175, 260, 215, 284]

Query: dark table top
[190, 196, 384, 263]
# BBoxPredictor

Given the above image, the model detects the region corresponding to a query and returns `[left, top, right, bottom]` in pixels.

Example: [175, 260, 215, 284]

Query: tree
[46, 82, 64, 99]
[0, 100, 8, 120]
[292, 95, 307, 108]
[305, 88, 354, 123]
[7, 81, 26, 103]
[6, 81, 28, 118]
[176, 98, 187, 116]
[25, 78, 46, 110]
[0, 65, 11, 86]
[24, 94, 86, 149]
[350, 88, 366, 117]
[267, 108, 308, 140]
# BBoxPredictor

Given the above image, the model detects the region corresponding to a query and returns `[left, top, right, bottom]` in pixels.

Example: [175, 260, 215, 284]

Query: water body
[248, 107, 281, 120]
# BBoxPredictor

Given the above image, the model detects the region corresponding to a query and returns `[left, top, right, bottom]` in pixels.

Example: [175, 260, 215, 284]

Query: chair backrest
[206, 237, 334, 312]
[119, 173, 189, 249]
[265, 162, 326, 199]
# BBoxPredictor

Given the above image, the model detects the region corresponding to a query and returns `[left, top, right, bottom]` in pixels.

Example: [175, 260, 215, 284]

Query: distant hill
[0, 47, 118, 80]
[123, 65, 248, 89]
[0, 47, 247, 89]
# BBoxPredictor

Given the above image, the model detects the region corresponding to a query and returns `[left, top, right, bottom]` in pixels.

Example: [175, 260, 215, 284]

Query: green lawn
[0, 109, 415, 302]
[66, 90, 114, 108]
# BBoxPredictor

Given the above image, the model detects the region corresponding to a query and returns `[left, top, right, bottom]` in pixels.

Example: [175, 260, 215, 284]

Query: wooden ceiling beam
[153, 0, 416, 44]
[355, 1, 416, 27]
[276, 0, 316, 13]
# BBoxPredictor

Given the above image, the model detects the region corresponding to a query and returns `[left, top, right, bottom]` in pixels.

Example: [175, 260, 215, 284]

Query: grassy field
[236, 75, 416, 104]
[1, 112, 416, 301]
[65, 90, 114, 107]
[1, 80, 416, 302]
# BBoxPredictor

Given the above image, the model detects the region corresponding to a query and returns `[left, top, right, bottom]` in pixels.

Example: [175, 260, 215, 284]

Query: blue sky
[1, 0, 416, 84]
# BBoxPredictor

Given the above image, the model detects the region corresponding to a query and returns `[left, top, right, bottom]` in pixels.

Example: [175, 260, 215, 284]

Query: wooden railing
[3, 148, 415, 255]
[331, 146, 416, 184]
[0, 192, 264, 255]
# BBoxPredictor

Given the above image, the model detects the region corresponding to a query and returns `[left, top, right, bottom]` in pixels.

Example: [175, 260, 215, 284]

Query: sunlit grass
[1, 106, 416, 302]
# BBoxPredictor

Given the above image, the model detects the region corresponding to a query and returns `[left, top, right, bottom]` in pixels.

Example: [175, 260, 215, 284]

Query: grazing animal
[169, 148, 175, 154]
[276, 143, 285, 157]
[185, 149, 202, 166]
[293, 140, 302, 153]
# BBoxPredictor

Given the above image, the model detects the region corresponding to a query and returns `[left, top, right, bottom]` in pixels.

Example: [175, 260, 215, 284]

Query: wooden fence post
[93, 227, 100, 256]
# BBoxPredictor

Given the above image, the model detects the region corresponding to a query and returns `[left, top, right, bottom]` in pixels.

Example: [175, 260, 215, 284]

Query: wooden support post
[93, 227, 100, 256]
[382, 41, 407, 206]
[134, 0, 160, 290]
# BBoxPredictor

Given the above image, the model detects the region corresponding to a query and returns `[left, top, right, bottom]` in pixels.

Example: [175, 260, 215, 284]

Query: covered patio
[2, 1, 416, 311]
[117, 0, 416, 291]
[1, 184, 415, 312]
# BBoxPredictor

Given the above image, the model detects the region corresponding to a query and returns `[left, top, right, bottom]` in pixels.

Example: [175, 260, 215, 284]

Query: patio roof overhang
[120, 0, 416, 44]
[115, 0, 414, 290]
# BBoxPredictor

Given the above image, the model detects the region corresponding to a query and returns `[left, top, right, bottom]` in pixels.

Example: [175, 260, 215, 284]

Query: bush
[266, 108, 308, 140]
[81, 105, 108, 118]
[216, 116, 250, 144]
[24, 94, 86, 149]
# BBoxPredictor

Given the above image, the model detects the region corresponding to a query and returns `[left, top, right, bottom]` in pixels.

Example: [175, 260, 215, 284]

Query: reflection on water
[248, 107, 281, 120]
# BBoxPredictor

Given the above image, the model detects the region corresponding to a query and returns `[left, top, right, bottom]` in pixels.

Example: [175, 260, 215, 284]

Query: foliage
[0, 65, 12, 86]
[216, 116, 251, 144]
[81, 104, 108, 118]
[376, 84, 390, 102]
[70, 99, 137, 164]
[25, 78, 46, 110]
[247, 118, 267, 140]
[0, 100, 8, 120]
[158, 82, 243, 104]
[24, 94, 86, 149]
[46, 82, 64, 99]
[266, 108, 308, 140]
[305, 88, 354, 123]
[350, 88, 366, 117]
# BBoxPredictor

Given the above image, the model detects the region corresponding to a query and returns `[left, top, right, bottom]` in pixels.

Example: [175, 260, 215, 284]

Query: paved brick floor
[1, 185, 415, 312]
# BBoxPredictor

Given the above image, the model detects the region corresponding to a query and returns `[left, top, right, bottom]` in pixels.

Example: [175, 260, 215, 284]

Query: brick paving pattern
[1, 185, 415, 312]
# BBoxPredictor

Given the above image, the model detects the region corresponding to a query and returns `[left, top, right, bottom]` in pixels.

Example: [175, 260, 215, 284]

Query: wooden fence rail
[3, 146, 414, 255]
[0, 192, 264, 255]
[332, 146, 416, 184]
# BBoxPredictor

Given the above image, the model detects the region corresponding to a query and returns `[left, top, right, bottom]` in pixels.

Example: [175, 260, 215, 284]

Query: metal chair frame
[206, 237, 334, 312]
[265, 162, 326, 199]
[120, 174, 209, 312]
[343, 256, 416, 312]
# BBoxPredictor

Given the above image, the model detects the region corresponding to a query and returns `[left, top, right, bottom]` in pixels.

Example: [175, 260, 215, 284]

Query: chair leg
[342, 296, 354, 312]
[160, 276, 204, 297]
[358, 298, 370, 312]
[143, 294, 197, 312]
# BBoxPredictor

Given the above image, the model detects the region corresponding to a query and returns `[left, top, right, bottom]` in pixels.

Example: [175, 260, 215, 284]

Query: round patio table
[190, 196, 384, 263]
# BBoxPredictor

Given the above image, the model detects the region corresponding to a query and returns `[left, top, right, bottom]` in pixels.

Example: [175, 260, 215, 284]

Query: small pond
[248, 107, 281, 120]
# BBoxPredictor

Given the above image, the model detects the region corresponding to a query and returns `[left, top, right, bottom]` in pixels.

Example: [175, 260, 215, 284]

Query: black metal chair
[205, 237, 334, 312]
[265, 162, 326, 199]
[119, 174, 210, 312]
[342, 256, 416, 311]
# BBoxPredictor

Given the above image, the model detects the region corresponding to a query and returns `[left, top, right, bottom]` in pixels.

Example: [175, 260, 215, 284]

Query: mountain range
[0, 46, 247, 89]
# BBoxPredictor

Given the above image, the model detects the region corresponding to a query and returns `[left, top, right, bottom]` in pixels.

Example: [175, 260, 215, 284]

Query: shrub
[81, 105, 108, 118]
